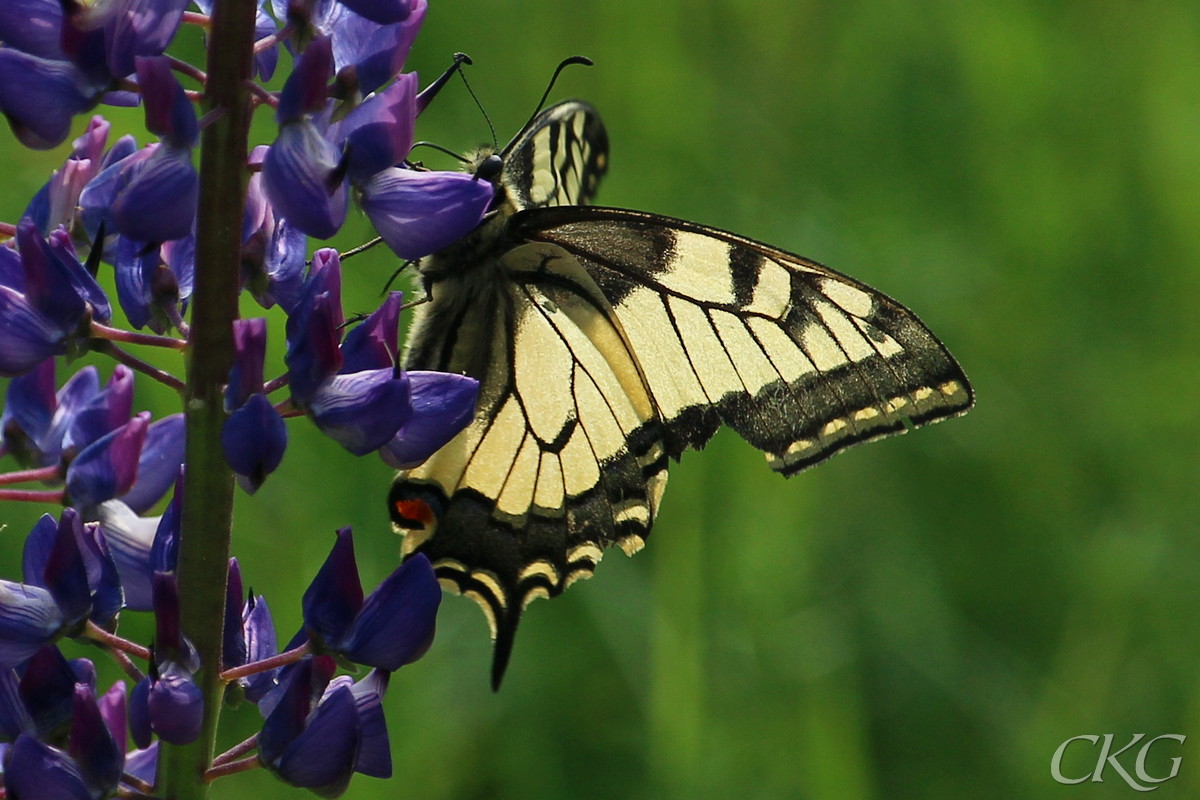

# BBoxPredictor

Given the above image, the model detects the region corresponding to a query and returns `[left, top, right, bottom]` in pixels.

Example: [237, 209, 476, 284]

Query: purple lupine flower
[46, 226, 112, 325]
[0, 220, 110, 377]
[148, 473, 182, 577]
[0, 0, 190, 149]
[76, 132, 140, 248]
[338, 291, 402, 372]
[23, 116, 112, 237]
[302, 528, 439, 671]
[22, 515, 91, 631]
[64, 406, 181, 514]
[112, 233, 195, 334]
[91, 499, 160, 612]
[64, 411, 149, 509]
[119, 412, 185, 513]
[332, 0, 414, 27]
[379, 371, 479, 469]
[306, 366, 413, 456]
[61, 366, 135, 459]
[1, 682, 124, 800]
[127, 675, 151, 751]
[17, 646, 82, 740]
[97, 472, 179, 619]
[22, 509, 123, 634]
[0, 50, 103, 150]
[3, 734, 94, 799]
[66, 683, 123, 796]
[276, 0, 427, 97]
[263, 36, 347, 240]
[222, 394, 288, 494]
[95, 679, 158, 797]
[335, 74, 492, 260]
[258, 654, 391, 796]
[103, 0, 192, 80]
[0, 360, 183, 508]
[130, 573, 201, 747]
[222, 317, 269, 404]
[223, 559, 248, 673]
[358, 167, 493, 261]
[340, 669, 391, 778]
[223, 559, 280, 704]
[106, 144, 198, 244]
[142, 661, 202, 746]
[253, 1, 283, 82]
[334, 293, 477, 467]
[96, 680, 126, 750]
[0, 581, 63, 670]
[285, 250, 413, 455]
[107, 58, 199, 243]
[0, 357, 63, 467]
[285, 248, 344, 400]
[74, 64, 198, 331]
[222, 318, 287, 493]
[0, 0, 66, 60]
[263, 34, 490, 254]
[240, 592, 280, 703]
[243, 146, 308, 313]
[89, 473, 179, 613]
[124, 741, 159, 788]
[334, 72, 418, 185]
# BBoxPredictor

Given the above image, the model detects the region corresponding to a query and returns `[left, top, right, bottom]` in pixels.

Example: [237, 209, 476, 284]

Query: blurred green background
[3, 1, 1200, 798]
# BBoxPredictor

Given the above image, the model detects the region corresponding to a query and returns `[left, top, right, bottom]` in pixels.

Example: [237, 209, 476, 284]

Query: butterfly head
[472, 151, 504, 184]
[459, 100, 610, 224]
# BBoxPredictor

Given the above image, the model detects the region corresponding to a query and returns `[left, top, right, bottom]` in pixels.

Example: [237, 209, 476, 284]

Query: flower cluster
[0, 0, 491, 796]
[0, 511, 439, 795]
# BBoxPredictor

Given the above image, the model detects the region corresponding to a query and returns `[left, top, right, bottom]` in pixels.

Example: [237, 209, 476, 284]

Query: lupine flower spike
[0, 2, 483, 795]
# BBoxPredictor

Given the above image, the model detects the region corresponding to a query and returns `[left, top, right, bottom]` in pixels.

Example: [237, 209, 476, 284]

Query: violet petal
[379, 371, 478, 469]
[360, 167, 492, 260]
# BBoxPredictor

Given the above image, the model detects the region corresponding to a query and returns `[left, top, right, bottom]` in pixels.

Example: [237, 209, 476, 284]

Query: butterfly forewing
[501, 100, 608, 211]
[518, 207, 973, 472]
[391, 100, 972, 688]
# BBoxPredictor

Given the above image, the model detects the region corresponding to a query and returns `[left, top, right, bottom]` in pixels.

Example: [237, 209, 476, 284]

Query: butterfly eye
[474, 154, 503, 183]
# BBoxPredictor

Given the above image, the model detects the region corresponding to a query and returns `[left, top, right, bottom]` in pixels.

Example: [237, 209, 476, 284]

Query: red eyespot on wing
[393, 498, 436, 530]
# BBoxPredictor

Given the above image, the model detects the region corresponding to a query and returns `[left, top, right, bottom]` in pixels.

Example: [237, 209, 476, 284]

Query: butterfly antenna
[503, 55, 594, 155]
[456, 63, 497, 150]
[409, 141, 471, 165]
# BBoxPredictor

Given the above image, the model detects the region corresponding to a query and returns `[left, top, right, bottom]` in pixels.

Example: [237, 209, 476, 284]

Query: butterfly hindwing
[392, 238, 667, 684]
[391, 100, 972, 687]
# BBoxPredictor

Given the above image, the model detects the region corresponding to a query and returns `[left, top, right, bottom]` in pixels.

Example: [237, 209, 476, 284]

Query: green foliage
[3, 1, 1199, 798]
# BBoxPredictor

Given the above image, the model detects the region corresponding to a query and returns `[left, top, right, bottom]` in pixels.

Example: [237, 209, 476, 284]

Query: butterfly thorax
[404, 194, 522, 378]
[403, 138, 546, 375]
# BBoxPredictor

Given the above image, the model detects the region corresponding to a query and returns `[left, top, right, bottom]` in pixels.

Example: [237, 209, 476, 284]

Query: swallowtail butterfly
[390, 100, 973, 687]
